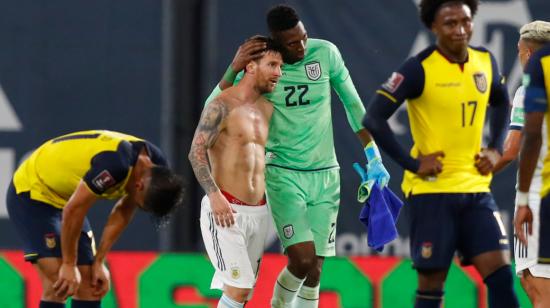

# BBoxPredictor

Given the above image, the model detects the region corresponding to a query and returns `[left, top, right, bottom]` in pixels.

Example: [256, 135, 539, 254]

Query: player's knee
[304, 265, 322, 286]
[74, 281, 102, 301]
[40, 276, 66, 303]
[289, 255, 317, 274]
[224, 286, 251, 303]
[417, 268, 447, 291]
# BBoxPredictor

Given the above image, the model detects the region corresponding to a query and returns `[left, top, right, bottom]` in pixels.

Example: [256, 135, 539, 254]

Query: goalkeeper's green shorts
[265, 165, 340, 257]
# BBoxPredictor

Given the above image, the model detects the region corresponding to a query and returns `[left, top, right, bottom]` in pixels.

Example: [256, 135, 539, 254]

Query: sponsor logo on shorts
[421, 242, 432, 259]
[304, 61, 322, 81]
[381, 72, 404, 93]
[328, 222, 336, 244]
[92, 170, 116, 192]
[283, 224, 294, 239]
[473, 72, 487, 93]
[45, 233, 56, 249]
[231, 266, 240, 279]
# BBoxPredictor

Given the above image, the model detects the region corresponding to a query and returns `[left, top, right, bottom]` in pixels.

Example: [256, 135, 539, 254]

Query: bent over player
[6, 130, 184, 308]
[363, 0, 518, 307]
[189, 38, 283, 308]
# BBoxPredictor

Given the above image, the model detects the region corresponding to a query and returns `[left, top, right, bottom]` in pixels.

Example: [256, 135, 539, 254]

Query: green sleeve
[329, 43, 365, 132]
[333, 75, 366, 132]
[204, 85, 222, 106]
[204, 71, 244, 106]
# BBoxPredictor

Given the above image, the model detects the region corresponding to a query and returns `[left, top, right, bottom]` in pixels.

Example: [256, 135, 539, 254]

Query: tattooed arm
[188, 99, 235, 226]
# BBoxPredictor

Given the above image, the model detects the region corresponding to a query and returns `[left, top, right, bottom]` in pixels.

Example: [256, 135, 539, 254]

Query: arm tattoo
[188, 100, 228, 194]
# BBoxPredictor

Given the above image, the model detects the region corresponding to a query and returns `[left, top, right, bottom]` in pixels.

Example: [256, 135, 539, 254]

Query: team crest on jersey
[283, 224, 294, 239]
[421, 242, 432, 259]
[231, 266, 240, 279]
[92, 170, 116, 192]
[304, 61, 322, 81]
[45, 233, 56, 249]
[382, 72, 404, 93]
[473, 72, 487, 93]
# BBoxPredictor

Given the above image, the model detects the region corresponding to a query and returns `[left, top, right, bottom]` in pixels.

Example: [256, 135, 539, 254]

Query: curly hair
[267, 4, 300, 33]
[419, 0, 478, 29]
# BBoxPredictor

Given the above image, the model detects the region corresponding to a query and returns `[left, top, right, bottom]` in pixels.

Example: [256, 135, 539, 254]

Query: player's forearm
[95, 198, 136, 263]
[518, 131, 541, 192]
[355, 129, 373, 148]
[493, 131, 521, 173]
[364, 95, 419, 172]
[61, 207, 86, 265]
[188, 145, 219, 194]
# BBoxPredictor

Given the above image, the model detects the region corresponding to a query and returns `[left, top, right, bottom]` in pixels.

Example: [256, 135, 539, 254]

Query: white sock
[218, 293, 244, 308]
[271, 267, 305, 308]
[292, 284, 320, 308]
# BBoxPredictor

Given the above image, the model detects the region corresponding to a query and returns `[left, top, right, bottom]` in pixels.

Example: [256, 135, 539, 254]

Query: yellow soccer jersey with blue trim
[376, 46, 507, 194]
[523, 43, 550, 197]
[13, 130, 166, 209]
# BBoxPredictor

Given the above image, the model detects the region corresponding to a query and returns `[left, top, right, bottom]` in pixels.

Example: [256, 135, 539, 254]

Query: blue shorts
[408, 193, 509, 270]
[539, 194, 550, 264]
[6, 182, 96, 265]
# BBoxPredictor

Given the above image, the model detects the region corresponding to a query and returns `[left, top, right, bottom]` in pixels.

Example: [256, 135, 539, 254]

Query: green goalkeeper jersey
[207, 38, 365, 170]
[262, 39, 365, 170]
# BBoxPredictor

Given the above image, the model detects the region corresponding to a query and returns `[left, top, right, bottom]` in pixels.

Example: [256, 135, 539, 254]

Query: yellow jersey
[523, 44, 550, 197]
[376, 46, 508, 195]
[12, 130, 167, 209]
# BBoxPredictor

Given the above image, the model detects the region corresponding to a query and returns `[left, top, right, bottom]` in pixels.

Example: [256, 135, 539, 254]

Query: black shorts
[539, 194, 550, 264]
[6, 182, 96, 265]
[408, 193, 509, 270]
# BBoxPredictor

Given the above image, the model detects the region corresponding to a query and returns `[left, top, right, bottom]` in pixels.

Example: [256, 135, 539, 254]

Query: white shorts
[199, 195, 269, 290]
[514, 183, 550, 278]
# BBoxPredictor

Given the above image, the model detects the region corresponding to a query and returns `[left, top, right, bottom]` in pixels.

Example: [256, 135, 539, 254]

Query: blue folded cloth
[358, 183, 403, 252]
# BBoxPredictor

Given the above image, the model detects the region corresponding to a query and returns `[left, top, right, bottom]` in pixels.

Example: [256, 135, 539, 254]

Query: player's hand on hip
[231, 35, 268, 72]
[208, 191, 237, 227]
[514, 206, 533, 247]
[416, 151, 444, 178]
[475, 148, 501, 175]
[53, 263, 81, 299]
[91, 261, 111, 297]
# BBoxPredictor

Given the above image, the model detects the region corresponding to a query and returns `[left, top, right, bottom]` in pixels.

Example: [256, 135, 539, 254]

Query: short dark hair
[267, 4, 300, 32]
[143, 166, 184, 227]
[419, 0, 478, 29]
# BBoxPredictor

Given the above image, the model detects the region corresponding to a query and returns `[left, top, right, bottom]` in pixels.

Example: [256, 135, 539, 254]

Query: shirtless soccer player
[188, 39, 283, 308]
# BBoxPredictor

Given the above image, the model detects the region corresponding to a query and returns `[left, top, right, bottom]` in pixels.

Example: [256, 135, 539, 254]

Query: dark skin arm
[356, 128, 372, 147]
[219, 36, 267, 90]
[515, 111, 544, 246]
[53, 180, 98, 299]
[91, 194, 138, 297]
